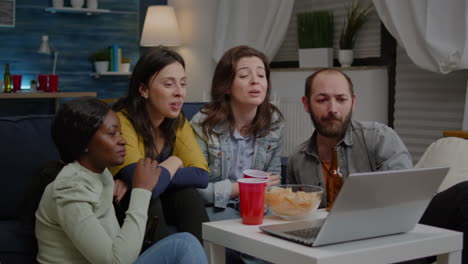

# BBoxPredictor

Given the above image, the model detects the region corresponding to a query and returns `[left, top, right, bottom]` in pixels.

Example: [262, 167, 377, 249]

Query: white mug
[70, 0, 84, 8]
[52, 0, 64, 8]
[87, 0, 98, 10]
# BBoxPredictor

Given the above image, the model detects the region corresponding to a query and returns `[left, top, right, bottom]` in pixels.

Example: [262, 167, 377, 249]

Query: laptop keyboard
[285, 227, 321, 239]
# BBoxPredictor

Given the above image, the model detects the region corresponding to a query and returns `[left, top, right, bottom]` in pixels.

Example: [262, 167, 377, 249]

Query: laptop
[259, 166, 449, 247]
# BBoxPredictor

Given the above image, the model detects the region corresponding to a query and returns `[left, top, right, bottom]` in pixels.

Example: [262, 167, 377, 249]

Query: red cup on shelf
[12, 75, 22, 92]
[48, 74, 59, 92]
[237, 178, 268, 225]
[38, 74, 48, 91]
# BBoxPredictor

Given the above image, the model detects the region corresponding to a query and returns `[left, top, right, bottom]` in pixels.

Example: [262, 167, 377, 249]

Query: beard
[309, 107, 352, 139]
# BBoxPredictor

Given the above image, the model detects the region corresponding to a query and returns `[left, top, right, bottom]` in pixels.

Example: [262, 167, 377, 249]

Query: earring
[84, 148, 89, 153]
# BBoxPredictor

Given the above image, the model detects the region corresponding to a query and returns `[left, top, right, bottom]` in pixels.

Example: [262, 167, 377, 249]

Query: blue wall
[0, 0, 166, 115]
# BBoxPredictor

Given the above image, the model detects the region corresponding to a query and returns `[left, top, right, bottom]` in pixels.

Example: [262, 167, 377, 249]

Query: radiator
[276, 98, 315, 157]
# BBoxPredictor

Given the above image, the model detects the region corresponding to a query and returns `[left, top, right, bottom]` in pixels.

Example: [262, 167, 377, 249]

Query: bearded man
[286, 68, 413, 206]
[286, 68, 468, 264]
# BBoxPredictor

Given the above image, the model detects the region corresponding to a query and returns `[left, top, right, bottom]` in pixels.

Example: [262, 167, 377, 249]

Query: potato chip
[265, 186, 321, 218]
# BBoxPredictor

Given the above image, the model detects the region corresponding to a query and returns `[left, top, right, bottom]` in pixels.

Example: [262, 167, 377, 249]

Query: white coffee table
[202, 210, 463, 264]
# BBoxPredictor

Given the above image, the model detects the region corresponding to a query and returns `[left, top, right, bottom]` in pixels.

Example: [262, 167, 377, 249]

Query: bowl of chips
[265, 184, 323, 220]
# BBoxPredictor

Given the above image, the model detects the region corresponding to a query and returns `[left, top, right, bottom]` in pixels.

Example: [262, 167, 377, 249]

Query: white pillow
[415, 137, 468, 192]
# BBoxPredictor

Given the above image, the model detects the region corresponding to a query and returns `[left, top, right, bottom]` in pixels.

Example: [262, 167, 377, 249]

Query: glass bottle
[3, 64, 11, 93]
[142, 216, 159, 251]
[326, 146, 343, 210]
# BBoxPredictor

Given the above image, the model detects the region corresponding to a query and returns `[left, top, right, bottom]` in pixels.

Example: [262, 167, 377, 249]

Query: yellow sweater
[109, 111, 209, 176]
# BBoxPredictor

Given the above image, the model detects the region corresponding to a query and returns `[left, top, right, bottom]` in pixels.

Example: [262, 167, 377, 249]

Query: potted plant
[120, 57, 131, 73]
[89, 49, 110, 73]
[338, 0, 373, 67]
[297, 10, 334, 68]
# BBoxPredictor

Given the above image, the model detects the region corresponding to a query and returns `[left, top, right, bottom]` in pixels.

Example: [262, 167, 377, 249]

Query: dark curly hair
[52, 97, 110, 164]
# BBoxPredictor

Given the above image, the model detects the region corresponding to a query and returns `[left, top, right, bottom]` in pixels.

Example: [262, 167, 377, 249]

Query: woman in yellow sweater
[110, 47, 209, 245]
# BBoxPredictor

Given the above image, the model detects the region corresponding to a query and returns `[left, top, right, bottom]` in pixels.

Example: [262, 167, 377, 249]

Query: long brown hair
[201, 45, 283, 139]
[113, 47, 185, 159]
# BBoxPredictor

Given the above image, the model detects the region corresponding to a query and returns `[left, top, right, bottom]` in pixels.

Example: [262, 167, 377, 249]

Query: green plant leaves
[339, 0, 373, 50]
[88, 49, 110, 62]
[297, 10, 334, 49]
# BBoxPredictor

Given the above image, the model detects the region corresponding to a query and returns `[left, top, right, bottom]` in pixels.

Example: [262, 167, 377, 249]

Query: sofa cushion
[182, 102, 205, 120]
[0, 220, 37, 264]
[0, 253, 37, 264]
[415, 137, 468, 192]
[0, 221, 36, 254]
[0, 115, 60, 219]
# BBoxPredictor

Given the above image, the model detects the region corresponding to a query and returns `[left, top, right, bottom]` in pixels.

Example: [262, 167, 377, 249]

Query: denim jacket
[190, 111, 285, 208]
[286, 120, 413, 206]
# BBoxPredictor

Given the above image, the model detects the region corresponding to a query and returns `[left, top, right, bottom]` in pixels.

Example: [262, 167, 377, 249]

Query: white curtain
[212, 0, 294, 62]
[373, 0, 468, 74]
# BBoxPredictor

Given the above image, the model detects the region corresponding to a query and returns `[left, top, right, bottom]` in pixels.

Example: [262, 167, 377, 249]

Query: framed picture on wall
[0, 0, 15, 28]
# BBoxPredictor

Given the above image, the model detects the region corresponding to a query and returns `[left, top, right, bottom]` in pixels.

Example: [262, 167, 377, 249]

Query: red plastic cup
[243, 169, 269, 179]
[38, 74, 48, 91]
[12, 75, 22, 92]
[48, 74, 59, 92]
[238, 178, 268, 225]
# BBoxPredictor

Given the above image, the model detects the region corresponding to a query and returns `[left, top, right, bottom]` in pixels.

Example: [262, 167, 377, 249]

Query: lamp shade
[140, 6, 182, 47]
[38, 35, 51, 54]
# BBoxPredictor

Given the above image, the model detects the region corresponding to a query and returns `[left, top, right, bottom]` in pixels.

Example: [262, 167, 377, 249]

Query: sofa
[0, 115, 59, 263]
[0, 102, 286, 264]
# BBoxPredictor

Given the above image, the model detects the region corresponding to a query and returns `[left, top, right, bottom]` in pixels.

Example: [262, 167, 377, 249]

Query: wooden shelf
[91, 72, 131, 78]
[45, 7, 110, 15]
[0, 91, 96, 99]
[443, 130, 468, 139]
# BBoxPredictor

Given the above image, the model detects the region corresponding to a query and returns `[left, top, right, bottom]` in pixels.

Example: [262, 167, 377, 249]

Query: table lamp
[38, 35, 60, 75]
[140, 6, 181, 47]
